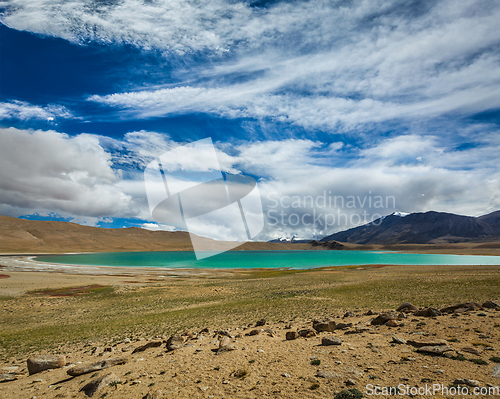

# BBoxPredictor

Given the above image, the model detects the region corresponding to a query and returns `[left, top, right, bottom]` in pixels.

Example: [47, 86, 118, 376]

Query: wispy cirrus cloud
[3, 1, 500, 131]
[0, 100, 73, 121]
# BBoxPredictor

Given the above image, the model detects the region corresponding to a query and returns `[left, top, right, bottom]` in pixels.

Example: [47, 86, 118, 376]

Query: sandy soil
[1, 304, 499, 399]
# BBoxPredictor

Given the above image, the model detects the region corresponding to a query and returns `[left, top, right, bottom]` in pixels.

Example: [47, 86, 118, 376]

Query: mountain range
[320, 210, 500, 245]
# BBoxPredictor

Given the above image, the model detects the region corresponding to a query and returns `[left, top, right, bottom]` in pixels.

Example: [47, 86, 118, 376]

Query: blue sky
[1, 0, 500, 240]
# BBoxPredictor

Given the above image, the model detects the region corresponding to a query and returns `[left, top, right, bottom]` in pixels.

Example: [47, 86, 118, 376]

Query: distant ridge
[0, 215, 310, 254]
[320, 210, 500, 245]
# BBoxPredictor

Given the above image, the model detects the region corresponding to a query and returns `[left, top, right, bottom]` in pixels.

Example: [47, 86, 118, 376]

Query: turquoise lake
[36, 250, 500, 270]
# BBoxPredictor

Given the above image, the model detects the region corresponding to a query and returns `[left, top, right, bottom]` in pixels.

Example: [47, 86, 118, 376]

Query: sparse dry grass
[1, 264, 499, 361]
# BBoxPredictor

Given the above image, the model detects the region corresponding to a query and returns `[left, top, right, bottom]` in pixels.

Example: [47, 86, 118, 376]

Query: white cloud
[141, 222, 176, 232]
[0, 127, 131, 218]
[3, 1, 500, 130]
[1, 127, 499, 240]
[0, 100, 73, 121]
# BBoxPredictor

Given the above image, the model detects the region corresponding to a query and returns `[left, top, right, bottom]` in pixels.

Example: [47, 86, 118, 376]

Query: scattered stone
[417, 345, 454, 355]
[343, 311, 354, 318]
[414, 308, 441, 317]
[482, 300, 500, 309]
[285, 331, 299, 340]
[397, 302, 418, 312]
[392, 336, 407, 344]
[453, 378, 480, 388]
[263, 328, 276, 337]
[32, 378, 43, 383]
[142, 390, 163, 399]
[216, 337, 237, 354]
[298, 328, 316, 338]
[365, 310, 376, 316]
[91, 347, 102, 355]
[345, 378, 356, 386]
[322, 336, 343, 346]
[371, 312, 397, 325]
[440, 302, 480, 314]
[492, 365, 500, 378]
[199, 327, 210, 334]
[407, 339, 448, 348]
[255, 319, 266, 327]
[248, 329, 261, 336]
[131, 380, 142, 385]
[335, 322, 353, 330]
[132, 340, 163, 354]
[461, 347, 481, 356]
[122, 338, 131, 344]
[257, 349, 264, 353]
[282, 372, 292, 378]
[27, 355, 67, 375]
[81, 372, 120, 397]
[385, 320, 399, 327]
[0, 373, 18, 382]
[316, 370, 338, 379]
[166, 336, 184, 351]
[103, 347, 114, 352]
[222, 380, 229, 384]
[67, 357, 128, 376]
[313, 319, 336, 332]
[434, 369, 445, 375]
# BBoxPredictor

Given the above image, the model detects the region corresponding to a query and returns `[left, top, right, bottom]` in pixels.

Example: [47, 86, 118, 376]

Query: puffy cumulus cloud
[0, 127, 131, 218]
[1, 128, 499, 240]
[230, 135, 500, 239]
[0, 100, 73, 121]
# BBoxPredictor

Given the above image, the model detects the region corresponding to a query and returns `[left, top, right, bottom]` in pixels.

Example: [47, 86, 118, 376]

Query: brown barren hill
[0, 215, 311, 254]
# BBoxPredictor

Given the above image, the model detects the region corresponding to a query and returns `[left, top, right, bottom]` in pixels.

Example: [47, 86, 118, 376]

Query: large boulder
[312, 319, 336, 332]
[27, 355, 66, 375]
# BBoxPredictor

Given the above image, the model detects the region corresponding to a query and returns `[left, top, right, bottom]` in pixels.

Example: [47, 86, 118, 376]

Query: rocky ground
[1, 301, 500, 399]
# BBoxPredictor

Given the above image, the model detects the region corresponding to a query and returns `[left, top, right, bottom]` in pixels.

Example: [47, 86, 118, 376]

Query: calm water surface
[36, 250, 500, 270]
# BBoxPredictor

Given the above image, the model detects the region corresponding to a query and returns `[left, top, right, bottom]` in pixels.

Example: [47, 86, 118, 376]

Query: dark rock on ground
[371, 312, 397, 325]
[414, 308, 441, 317]
[132, 340, 163, 354]
[417, 345, 454, 355]
[67, 357, 128, 377]
[397, 302, 418, 312]
[440, 302, 480, 314]
[335, 322, 353, 330]
[312, 319, 336, 332]
[255, 319, 266, 327]
[27, 355, 66, 375]
[285, 331, 299, 340]
[322, 336, 343, 346]
[166, 335, 184, 351]
[483, 300, 500, 309]
[299, 328, 317, 338]
[81, 372, 120, 397]
[407, 339, 448, 348]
